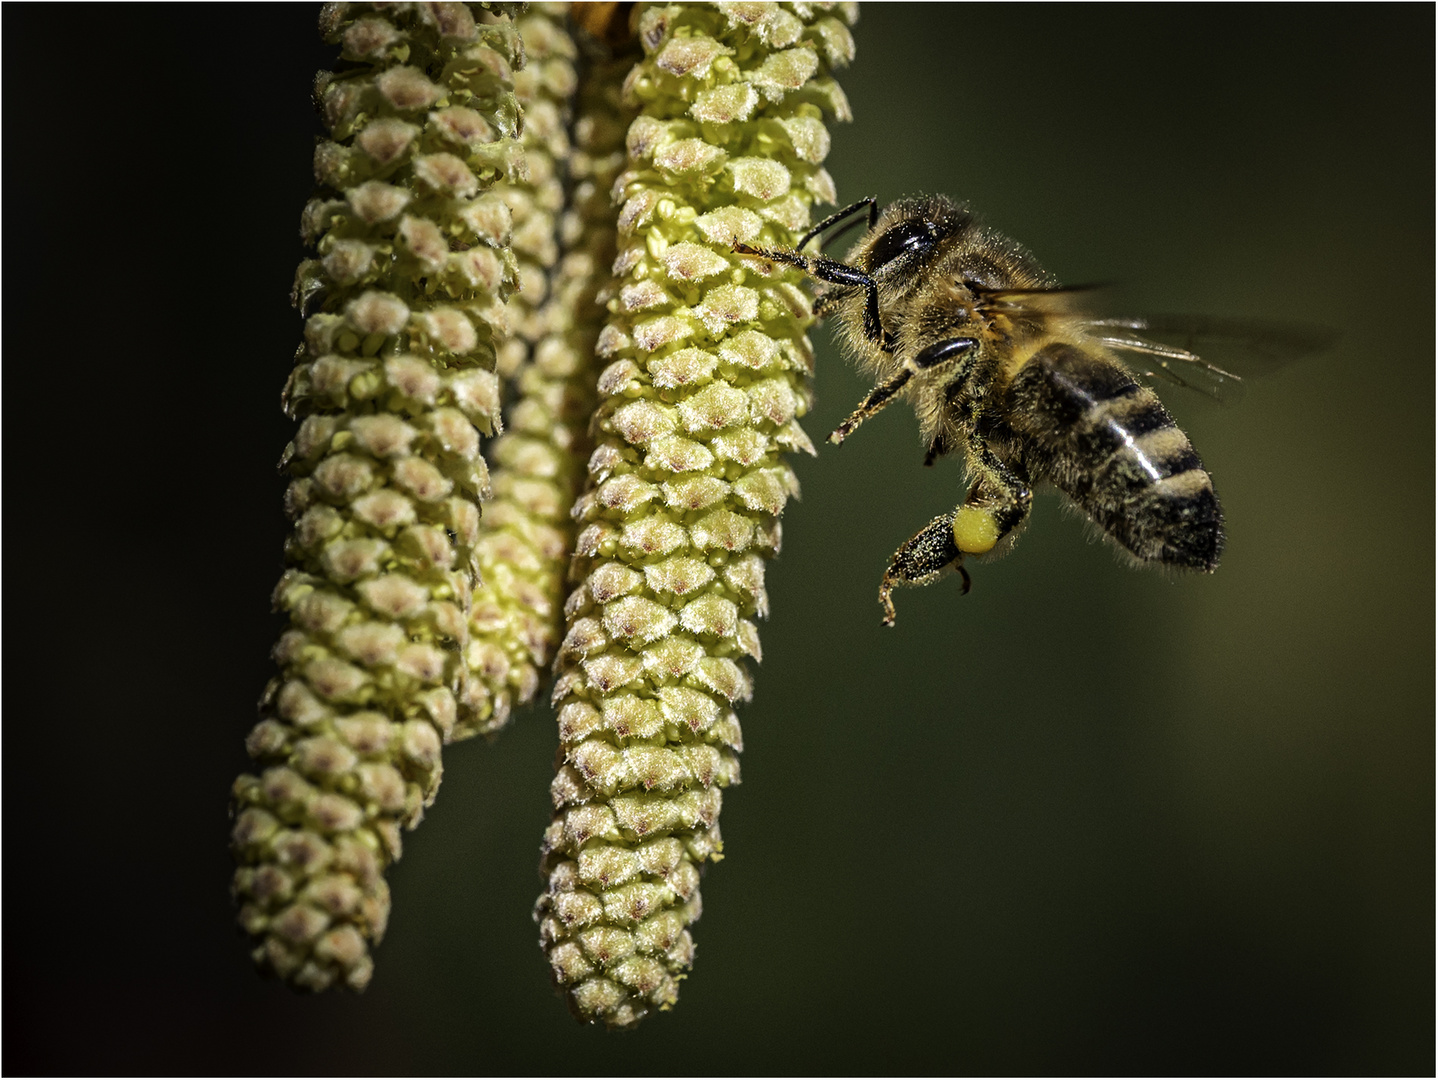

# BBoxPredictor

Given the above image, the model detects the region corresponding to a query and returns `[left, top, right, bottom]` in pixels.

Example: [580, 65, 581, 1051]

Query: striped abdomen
[1005, 341, 1224, 570]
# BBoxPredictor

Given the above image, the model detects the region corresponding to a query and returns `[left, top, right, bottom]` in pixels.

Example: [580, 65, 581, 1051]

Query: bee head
[857, 194, 971, 276]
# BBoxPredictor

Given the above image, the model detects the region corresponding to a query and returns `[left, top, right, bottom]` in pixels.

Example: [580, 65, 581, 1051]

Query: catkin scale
[534, 0, 857, 1028]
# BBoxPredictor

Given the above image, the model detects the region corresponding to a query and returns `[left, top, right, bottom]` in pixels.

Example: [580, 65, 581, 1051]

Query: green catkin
[534, 1, 857, 1028]
[460, 11, 643, 737]
[458, 5, 590, 736]
[231, 2, 523, 993]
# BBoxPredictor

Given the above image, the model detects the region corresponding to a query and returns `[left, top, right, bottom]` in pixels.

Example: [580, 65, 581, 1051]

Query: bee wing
[1084, 315, 1339, 406]
[1086, 322, 1246, 405]
[979, 284, 1103, 314]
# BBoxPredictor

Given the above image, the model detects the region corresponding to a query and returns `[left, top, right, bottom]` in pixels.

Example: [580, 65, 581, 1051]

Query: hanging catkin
[534, 1, 857, 1028]
[232, 2, 524, 992]
[459, 5, 628, 736]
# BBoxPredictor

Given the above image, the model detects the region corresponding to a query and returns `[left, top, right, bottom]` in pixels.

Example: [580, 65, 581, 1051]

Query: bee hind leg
[879, 461, 1032, 626]
[952, 436, 1032, 557]
[878, 513, 965, 627]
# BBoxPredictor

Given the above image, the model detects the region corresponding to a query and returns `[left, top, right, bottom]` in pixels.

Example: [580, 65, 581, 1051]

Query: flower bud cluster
[534, 0, 857, 1028]
[233, 1, 524, 992]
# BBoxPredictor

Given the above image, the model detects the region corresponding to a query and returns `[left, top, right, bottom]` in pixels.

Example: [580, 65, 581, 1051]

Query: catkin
[458, 5, 616, 737]
[232, 2, 523, 993]
[534, 1, 857, 1028]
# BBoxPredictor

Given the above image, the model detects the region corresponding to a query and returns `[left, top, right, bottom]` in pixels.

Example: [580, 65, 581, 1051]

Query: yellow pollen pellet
[952, 506, 1000, 554]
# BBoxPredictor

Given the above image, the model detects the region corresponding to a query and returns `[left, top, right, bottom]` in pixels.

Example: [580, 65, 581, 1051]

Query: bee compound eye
[867, 220, 936, 271]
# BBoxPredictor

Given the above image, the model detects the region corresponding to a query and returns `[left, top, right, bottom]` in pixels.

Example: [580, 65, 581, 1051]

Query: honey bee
[737, 194, 1328, 625]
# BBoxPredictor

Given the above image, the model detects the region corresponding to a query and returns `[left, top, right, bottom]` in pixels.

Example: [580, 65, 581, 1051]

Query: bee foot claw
[879, 581, 898, 626]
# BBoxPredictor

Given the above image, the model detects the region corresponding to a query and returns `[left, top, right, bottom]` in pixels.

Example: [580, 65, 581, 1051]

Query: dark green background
[5, 4, 1432, 1074]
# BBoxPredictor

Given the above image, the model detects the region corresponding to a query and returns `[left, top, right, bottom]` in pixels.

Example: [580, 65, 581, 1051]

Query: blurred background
[5, 4, 1431, 1074]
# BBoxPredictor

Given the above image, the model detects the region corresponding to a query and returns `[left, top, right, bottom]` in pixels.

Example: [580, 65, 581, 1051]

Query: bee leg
[878, 465, 1029, 626]
[923, 431, 954, 467]
[735, 242, 891, 350]
[830, 337, 979, 446]
[957, 563, 973, 595]
[952, 439, 1033, 556]
[829, 368, 912, 444]
[878, 513, 964, 627]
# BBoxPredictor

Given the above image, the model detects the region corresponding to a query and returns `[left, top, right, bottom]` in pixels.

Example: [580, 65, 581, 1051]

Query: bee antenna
[798, 196, 879, 251]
